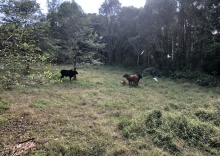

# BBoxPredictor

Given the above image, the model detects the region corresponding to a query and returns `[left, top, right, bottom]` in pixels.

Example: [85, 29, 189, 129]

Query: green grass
[0, 99, 10, 114]
[0, 65, 220, 156]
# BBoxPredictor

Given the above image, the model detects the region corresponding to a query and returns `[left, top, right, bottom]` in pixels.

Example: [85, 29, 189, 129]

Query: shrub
[142, 68, 161, 77]
[169, 116, 219, 150]
[170, 70, 201, 79]
[118, 109, 220, 154]
[145, 110, 162, 132]
[0, 71, 20, 90]
[203, 42, 220, 74]
[195, 109, 220, 127]
[23, 69, 60, 86]
[120, 119, 147, 139]
[151, 129, 179, 153]
[170, 71, 219, 87]
[118, 120, 132, 130]
[196, 75, 218, 87]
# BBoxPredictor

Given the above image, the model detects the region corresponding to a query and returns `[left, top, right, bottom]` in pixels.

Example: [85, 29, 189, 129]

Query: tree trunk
[137, 52, 140, 66]
[108, 37, 113, 64]
[147, 50, 150, 67]
[73, 47, 78, 80]
[178, 1, 187, 69]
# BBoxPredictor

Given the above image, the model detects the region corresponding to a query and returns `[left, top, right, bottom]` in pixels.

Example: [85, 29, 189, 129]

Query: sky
[37, 0, 146, 14]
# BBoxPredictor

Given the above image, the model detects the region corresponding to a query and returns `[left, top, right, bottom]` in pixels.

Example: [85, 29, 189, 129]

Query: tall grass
[0, 65, 220, 155]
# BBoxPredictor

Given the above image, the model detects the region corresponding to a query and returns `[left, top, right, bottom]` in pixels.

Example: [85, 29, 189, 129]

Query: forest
[0, 1, 220, 155]
[0, 0, 220, 88]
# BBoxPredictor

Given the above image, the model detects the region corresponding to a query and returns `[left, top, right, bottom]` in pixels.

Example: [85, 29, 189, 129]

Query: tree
[47, 0, 61, 12]
[0, 0, 42, 24]
[47, 1, 85, 70]
[174, 0, 220, 71]
[0, 0, 47, 89]
[117, 6, 141, 66]
[46, 1, 105, 68]
[99, 0, 121, 64]
[137, 0, 177, 69]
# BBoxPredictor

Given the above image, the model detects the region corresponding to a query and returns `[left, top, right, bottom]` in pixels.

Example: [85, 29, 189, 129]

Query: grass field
[0, 65, 220, 156]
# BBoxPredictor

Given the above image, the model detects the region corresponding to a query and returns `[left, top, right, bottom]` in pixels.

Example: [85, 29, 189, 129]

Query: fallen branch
[0, 138, 36, 156]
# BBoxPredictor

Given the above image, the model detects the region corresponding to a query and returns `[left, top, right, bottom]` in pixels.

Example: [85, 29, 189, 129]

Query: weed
[145, 110, 162, 132]
[169, 116, 220, 152]
[0, 117, 6, 125]
[44, 138, 107, 156]
[151, 129, 179, 153]
[168, 103, 180, 110]
[0, 99, 10, 114]
[122, 119, 147, 139]
[118, 119, 132, 130]
[195, 109, 220, 126]
[31, 100, 50, 108]
[119, 108, 220, 155]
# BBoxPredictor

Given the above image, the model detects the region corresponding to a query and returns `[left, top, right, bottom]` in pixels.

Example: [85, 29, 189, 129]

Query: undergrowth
[119, 109, 220, 155]
[143, 67, 219, 87]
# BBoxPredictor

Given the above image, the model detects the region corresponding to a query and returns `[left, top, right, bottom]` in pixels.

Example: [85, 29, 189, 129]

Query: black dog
[60, 69, 78, 81]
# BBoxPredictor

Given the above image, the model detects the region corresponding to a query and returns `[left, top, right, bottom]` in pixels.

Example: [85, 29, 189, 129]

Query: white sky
[37, 0, 146, 14]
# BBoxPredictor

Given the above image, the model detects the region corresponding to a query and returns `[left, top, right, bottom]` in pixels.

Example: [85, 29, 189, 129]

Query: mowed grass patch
[0, 65, 220, 155]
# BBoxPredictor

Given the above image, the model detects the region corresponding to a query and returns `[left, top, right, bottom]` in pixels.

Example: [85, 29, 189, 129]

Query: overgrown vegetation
[1, 0, 219, 89]
[120, 110, 220, 154]
[0, 0, 219, 154]
[0, 66, 219, 155]
[142, 67, 220, 87]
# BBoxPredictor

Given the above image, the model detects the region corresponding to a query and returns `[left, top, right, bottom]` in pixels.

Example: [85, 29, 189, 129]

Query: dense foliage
[0, 0, 219, 89]
[97, 0, 220, 75]
[0, 0, 48, 89]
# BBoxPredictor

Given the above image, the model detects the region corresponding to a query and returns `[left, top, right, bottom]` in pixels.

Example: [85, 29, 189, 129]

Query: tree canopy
[0, 0, 219, 89]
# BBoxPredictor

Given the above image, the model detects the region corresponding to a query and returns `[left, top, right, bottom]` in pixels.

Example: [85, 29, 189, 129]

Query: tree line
[97, 0, 219, 74]
[0, 0, 219, 88]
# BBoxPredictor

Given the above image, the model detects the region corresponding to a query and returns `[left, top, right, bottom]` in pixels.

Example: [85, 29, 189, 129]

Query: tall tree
[47, 1, 85, 69]
[0, 0, 46, 88]
[99, 0, 121, 64]
[47, 0, 61, 12]
[46, 1, 105, 68]
[138, 0, 177, 69]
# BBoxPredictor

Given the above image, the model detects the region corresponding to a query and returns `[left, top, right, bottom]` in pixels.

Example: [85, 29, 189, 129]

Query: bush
[151, 129, 179, 153]
[22, 68, 60, 86]
[203, 42, 220, 74]
[145, 110, 162, 131]
[170, 70, 201, 79]
[196, 75, 218, 87]
[119, 119, 147, 139]
[0, 70, 20, 90]
[142, 68, 162, 77]
[118, 120, 132, 130]
[170, 70, 219, 87]
[195, 109, 220, 127]
[118, 109, 220, 154]
[169, 116, 219, 150]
